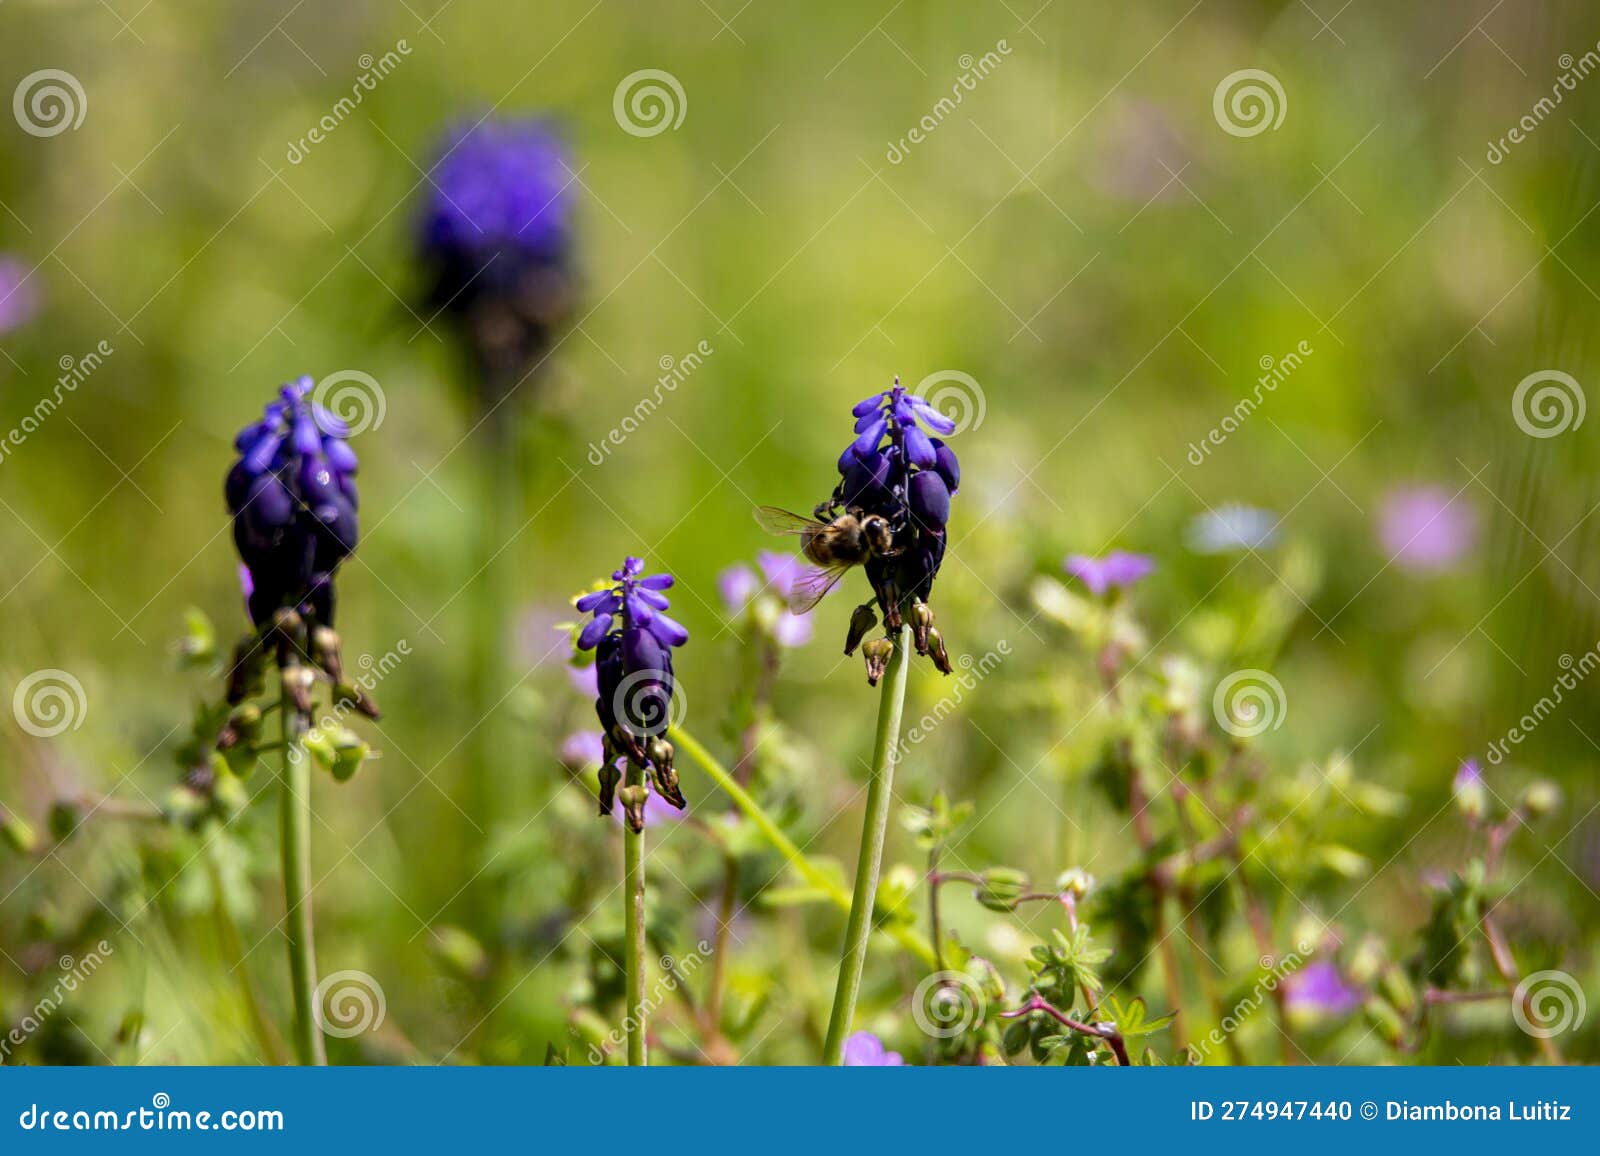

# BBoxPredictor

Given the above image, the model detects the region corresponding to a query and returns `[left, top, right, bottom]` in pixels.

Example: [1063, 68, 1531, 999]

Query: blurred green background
[2, 0, 1599, 1065]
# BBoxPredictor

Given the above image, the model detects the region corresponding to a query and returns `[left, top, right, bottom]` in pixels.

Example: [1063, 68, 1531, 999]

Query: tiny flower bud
[330, 731, 371, 783]
[1054, 867, 1095, 898]
[926, 626, 953, 675]
[863, 637, 894, 686]
[1520, 780, 1559, 818]
[226, 636, 266, 704]
[0, 806, 39, 856]
[618, 785, 649, 833]
[596, 762, 621, 817]
[334, 682, 382, 720]
[213, 770, 249, 819]
[47, 800, 82, 844]
[283, 665, 316, 714]
[844, 603, 878, 655]
[311, 626, 344, 682]
[1452, 759, 1486, 824]
[976, 867, 1030, 912]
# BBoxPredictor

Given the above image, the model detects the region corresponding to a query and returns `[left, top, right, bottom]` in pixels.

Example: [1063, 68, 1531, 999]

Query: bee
[753, 505, 899, 612]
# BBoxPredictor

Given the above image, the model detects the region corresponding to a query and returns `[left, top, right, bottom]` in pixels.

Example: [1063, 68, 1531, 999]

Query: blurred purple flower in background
[718, 550, 814, 648]
[1378, 486, 1477, 574]
[0, 255, 39, 336]
[418, 117, 575, 396]
[842, 1031, 904, 1066]
[1064, 551, 1154, 596]
[560, 730, 605, 770]
[1282, 961, 1360, 1018]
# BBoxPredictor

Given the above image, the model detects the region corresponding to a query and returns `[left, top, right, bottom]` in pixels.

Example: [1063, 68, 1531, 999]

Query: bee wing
[788, 564, 850, 615]
[753, 506, 820, 536]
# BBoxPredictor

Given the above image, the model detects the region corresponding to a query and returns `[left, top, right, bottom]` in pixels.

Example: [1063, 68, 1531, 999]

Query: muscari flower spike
[419, 117, 576, 399]
[224, 376, 375, 719]
[574, 557, 689, 832]
[826, 376, 961, 682]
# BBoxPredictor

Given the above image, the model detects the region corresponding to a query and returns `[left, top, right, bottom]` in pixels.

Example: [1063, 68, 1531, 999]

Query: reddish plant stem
[1001, 994, 1130, 1066]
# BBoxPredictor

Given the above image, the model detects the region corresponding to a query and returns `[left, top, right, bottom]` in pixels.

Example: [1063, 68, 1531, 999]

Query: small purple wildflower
[573, 557, 688, 831]
[1378, 486, 1476, 574]
[560, 730, 605, 770]
[225, 375, 359, 628]
[419, 118, 575, 393]
[1453, 757, 1487, 822]
[1064, 551, 1154, 596]
[566, 661, 599, 698]
[0, 255, 39, 336]
[1282, 961, 1360, 1018]
[842, 1031, 905, 1066]
[719, 552, 814, 648]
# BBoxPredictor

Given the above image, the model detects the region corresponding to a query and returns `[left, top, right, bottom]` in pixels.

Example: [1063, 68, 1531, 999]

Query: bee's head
[861, 513, 895, 557]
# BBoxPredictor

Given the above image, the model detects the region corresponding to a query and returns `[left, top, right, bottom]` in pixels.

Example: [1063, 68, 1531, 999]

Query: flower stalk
[278, 684, 325, 1065]
[623, 763, 648, 1066]
[823, 622, 913, 1065]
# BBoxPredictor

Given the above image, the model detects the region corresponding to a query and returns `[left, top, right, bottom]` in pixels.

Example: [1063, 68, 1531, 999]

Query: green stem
[669, 722, 934, 968]
[280, 699, 326, 1065]
[465, 415, 518, 927]
[823, 623, 912, 1065]
[624, 767, 647, 1066]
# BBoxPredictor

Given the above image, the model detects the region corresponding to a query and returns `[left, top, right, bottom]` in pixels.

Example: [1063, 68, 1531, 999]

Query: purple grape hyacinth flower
[842, 1031, 905, 1066]
[225, 375, 359, 629]
[1283, 961, 1360, 1018]
[574, 557, 688, 831]
[790, 375, 961, 680]
[0, 255, 39, 336]
[419, 117, 576, 395]
[1064, 551, 1154, 596]
[1378, 486, 1477, 574]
